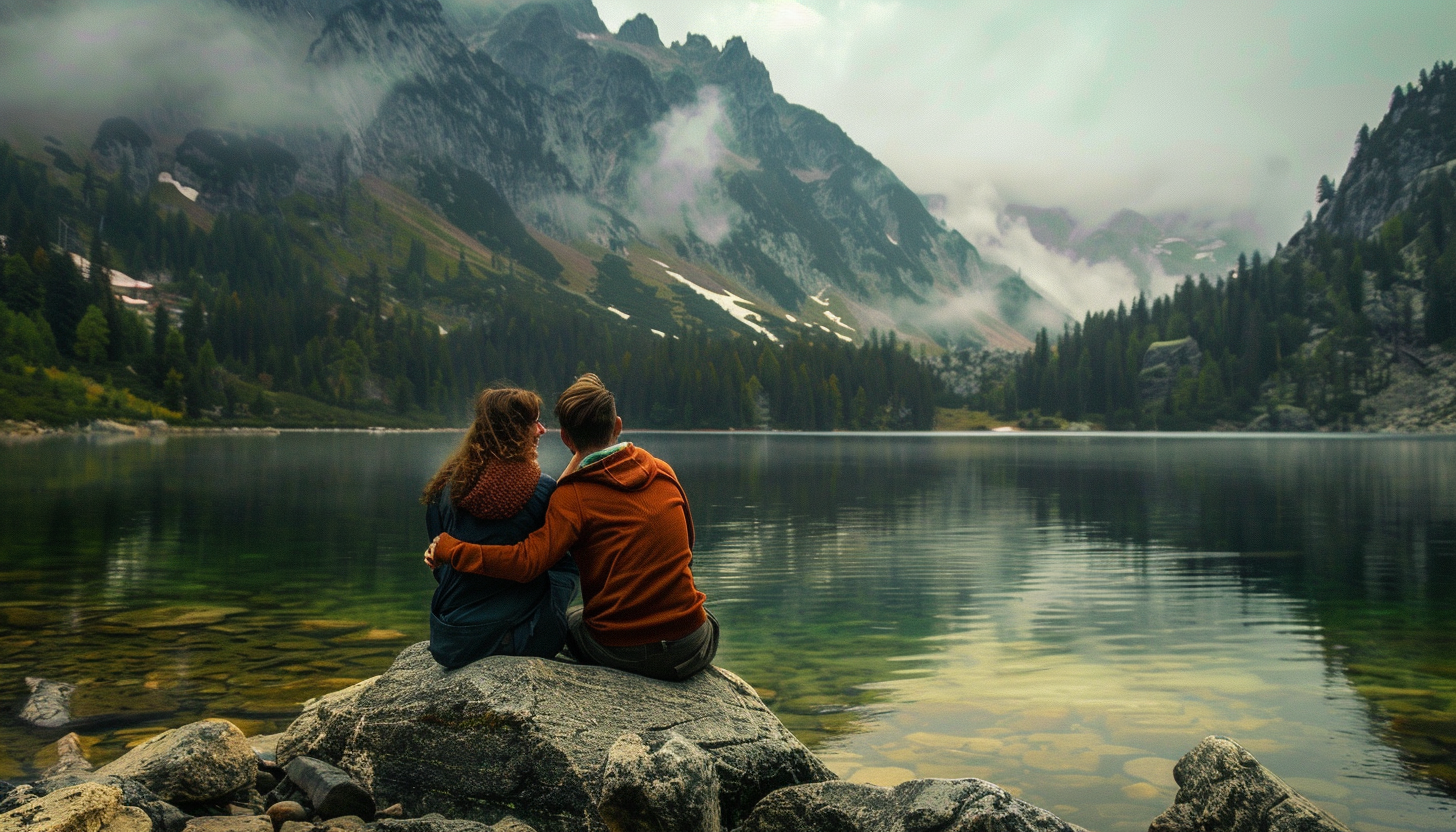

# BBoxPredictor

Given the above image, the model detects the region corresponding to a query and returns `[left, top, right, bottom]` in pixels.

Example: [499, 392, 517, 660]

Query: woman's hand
[424, 534, 441, 569]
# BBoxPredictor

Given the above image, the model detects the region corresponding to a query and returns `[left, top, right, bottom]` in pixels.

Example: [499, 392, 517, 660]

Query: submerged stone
[734, 778, 1087, 832]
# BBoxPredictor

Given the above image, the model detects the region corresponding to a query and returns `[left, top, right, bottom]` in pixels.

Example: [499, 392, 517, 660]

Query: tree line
[966, 167, 1456, 430]
[1, 141, 940, 429]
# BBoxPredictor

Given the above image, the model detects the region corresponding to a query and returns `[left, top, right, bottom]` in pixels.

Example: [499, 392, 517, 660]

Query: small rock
[281, 759, 372, 821]
[184, 818, 272, 832]
[265, 802, 307, 830]
[42, 735, 93, 779]
[104, 807, 154, 832]
[377, 806, 403, 820]
[0, 782, 122, 832]
[20, 773, 192, 832]
[20, 678, 76, 729]
[278, 823, 314, 832]
[98, 720, 256, 805]
[371, 818, 532, 832]
[317, 817, 363, 832]
[1149, 736, 1350, 832]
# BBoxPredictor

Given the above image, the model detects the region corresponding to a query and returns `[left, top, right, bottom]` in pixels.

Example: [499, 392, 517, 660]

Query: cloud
[945, 183, 1180, 319]
[595, 0, 1456, 250]
[0, 0, 367, 133]
[627, 86, 739, 244]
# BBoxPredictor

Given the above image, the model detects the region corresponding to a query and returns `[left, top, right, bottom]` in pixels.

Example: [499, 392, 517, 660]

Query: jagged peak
[308, 0, 462, 71]
[616, 13, 661, 48]
[671, 33, 720, 65]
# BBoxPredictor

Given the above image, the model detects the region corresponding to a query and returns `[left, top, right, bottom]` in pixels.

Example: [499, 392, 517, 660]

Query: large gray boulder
[1150, 736, 1349, 832]
[276, 644, 833, 832]
[732, 778, 1087, 832]
[96, 720, 256, 805]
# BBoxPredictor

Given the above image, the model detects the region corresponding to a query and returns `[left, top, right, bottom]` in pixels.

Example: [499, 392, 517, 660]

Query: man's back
[555, 444, 706, 646]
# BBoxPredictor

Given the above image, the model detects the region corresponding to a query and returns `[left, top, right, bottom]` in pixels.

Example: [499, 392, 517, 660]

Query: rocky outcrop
[172, 131, 300, 214]
[1150, 736, 1349, 832]
[275, 644, 832, 832]
[1140, 337, 1203, 403]
[615, 15, 661, 49]
[1316, 61, 1456, 240]
[91, 118, 159, 194]
[96, 720, 257, 805]
[733, 778, 1087, 832]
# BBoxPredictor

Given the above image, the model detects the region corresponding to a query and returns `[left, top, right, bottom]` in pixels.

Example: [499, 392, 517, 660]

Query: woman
[421, 386, 579, 669]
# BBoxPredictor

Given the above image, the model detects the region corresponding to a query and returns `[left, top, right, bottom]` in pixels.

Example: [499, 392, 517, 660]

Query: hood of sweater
[562, 443, 665, 492]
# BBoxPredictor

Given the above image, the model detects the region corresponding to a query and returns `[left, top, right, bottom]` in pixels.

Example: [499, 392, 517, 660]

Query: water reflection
[2, 433, 1455, 832]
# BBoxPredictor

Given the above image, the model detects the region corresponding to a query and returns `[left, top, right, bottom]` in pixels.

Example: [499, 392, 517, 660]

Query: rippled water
[2, 432, 1454, 832]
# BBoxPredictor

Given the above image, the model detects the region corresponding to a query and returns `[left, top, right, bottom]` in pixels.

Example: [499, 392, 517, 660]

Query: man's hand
[424, 534, 441, 568]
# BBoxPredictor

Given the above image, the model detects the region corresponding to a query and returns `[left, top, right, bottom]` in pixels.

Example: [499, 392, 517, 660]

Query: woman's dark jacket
[425, 475, 559, 668]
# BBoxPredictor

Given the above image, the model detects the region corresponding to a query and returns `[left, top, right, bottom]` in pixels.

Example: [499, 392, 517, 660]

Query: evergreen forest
[0, 141, 939, 430]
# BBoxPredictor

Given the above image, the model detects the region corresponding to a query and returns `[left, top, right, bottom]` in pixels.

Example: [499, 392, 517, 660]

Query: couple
[421, 373, 718, 681]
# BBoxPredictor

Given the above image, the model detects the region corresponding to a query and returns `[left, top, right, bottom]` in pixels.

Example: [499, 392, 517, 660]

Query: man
[425, 373, 718, 680]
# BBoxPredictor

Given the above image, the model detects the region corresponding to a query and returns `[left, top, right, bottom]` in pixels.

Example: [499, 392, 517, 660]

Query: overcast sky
[596, 0, 1456, 248]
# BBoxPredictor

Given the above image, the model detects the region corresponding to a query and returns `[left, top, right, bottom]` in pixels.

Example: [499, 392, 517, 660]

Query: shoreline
[7, 418, 1456, 443]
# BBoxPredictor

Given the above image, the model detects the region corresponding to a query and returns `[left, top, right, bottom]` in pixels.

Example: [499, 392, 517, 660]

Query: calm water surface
[1, 432, 1454, 832]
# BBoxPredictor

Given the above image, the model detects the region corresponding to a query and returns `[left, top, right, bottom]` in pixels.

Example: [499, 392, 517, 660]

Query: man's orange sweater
[432, 443, 707, 647]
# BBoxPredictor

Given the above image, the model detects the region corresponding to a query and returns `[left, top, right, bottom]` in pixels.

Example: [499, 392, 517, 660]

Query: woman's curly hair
[422, 386, 542, 505]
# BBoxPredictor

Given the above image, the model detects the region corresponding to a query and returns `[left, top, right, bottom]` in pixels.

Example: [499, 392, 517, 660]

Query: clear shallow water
[1, 432, 1455, 832]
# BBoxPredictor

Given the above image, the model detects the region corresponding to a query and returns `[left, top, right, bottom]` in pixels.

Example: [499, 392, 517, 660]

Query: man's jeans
[564, 608, 719, 681]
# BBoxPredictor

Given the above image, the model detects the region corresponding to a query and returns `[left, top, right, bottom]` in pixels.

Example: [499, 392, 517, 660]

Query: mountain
[186, 0, 1042, 348]
[961, 60, 1456, 434]
[1315, 61, 1456, 240]
[1004, 204, 1259, 294]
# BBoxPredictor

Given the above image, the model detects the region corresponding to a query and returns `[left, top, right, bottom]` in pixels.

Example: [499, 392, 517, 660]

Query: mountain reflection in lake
[1, 433, 1454, 832]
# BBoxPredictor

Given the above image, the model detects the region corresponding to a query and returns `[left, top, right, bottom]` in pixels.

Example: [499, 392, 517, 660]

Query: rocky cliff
[1316, 60, 1456, 240]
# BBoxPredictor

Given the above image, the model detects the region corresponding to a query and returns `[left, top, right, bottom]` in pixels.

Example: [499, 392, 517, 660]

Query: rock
[316, 817, 363, 832]
[43, 735, 94, 779]
[1246, 405, 1316, 433]
[21, 678, 76, 729]
[598, 733, 718, 832]
[0, 782, 122, 832]
[248, 737, 284, 767]
[1149, 736, 1350, 832]
[20, 776, 189, 832]
[371, 817, 532, 832]
[277, 644, 831, 832]
[97, 721, 257, 805]
[264, 803, 306, 830]
[253, 778, 276, 801]
[104, 808, 153, 832]
[733, 778, 1086, 832]
[1139, 337, 1203, 403]
[276, 824, 311, 832]
[376, 806, 403, 820]
[92, 118, 159, 195]
[183, 819, 272, 832]
[0, 786, 14, 805]
[281, 760, 372, 821]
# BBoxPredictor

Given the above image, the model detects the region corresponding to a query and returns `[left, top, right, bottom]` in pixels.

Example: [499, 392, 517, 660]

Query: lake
[1, 432, 1454, 832]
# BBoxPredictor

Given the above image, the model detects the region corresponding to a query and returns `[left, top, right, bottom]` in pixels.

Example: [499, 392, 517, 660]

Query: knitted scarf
[456, 459, 542, 520]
